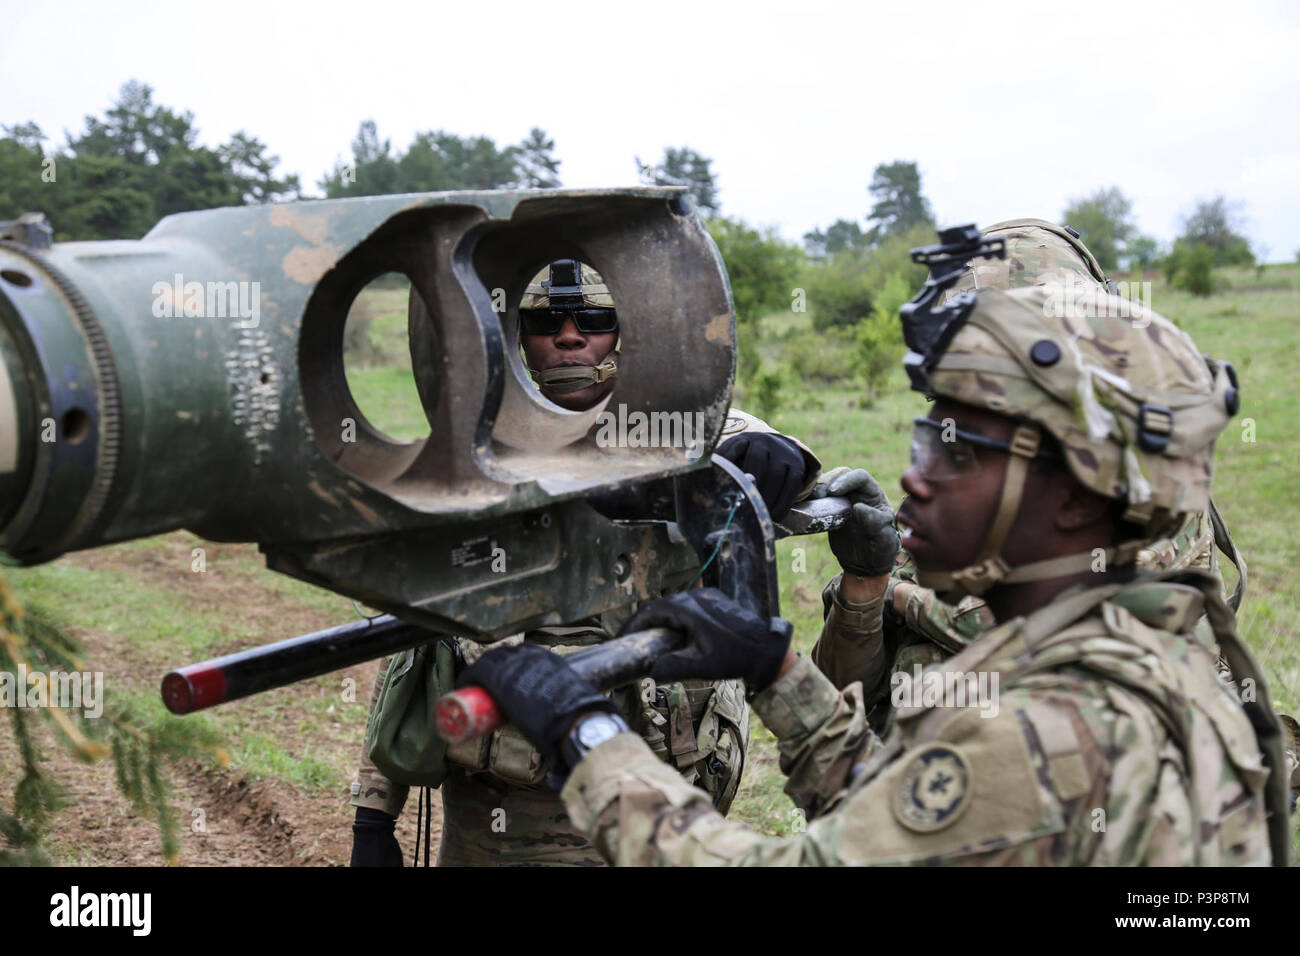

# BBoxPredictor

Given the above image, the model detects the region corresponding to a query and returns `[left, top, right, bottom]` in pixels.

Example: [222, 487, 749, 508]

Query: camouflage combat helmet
[903, 239, 1240, 596]
[519, 260, 616, 310]
[519, 259, 620, 395]
[937, 218, 1111, 307]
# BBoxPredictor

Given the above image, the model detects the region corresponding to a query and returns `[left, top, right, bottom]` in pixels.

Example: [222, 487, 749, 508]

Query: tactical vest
[445, 621, 751, 812]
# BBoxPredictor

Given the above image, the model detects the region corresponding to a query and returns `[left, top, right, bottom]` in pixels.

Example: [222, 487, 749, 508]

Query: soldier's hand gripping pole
[436, 626, 683, 744]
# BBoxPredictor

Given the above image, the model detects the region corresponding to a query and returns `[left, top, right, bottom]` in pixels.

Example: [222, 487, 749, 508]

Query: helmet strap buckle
[1136, 404, 1174, 453]
[949, 557, 1011, 595]
[1007, 425, 1041, 460]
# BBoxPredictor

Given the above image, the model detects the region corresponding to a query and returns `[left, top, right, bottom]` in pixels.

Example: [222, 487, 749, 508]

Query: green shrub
[1175, 243, 1216, 296]
[780, 326, 859, 384]
[736, 330, 761, 388]
[343, 298, 384, 367]
[750, 362, 789, 421]
[855, 270, 912, 397]
[1163, 240, 1218, 296]
[802, 252, 875, 330]
[707, 217, 803, 327]
[1162, 247, 1181, 286]
[802, 222, 932, 331]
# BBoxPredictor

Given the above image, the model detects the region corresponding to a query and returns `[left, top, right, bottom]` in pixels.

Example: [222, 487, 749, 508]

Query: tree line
[0, 80, 1273, 381]
[0, 81, 573, 241]
[0, 80, 723, 243]
[800, 170, 1260, 293]
[1, 82, 301, 242]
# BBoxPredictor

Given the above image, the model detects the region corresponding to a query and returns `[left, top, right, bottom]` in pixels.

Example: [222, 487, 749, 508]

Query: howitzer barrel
[161, 614, 431, 714]
[435, 626, 683, 745]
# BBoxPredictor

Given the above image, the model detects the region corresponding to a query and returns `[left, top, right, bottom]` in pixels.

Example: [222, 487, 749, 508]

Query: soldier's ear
[1053, 477, 1113, 533]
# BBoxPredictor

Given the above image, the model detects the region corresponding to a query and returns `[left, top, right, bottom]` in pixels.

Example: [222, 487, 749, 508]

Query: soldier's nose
[900, 465, 932, 501]
[554, 317, 586, 349]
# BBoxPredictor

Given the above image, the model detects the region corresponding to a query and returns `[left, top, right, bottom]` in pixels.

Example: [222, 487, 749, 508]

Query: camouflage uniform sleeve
[349, 657, 410, 817]
[560, 683, 1119, 866]
[894, 583, 993, 654]
[890, 551, 993, 655]
[722, 407, 822, 499]
[810, 553, 993, 710]
[758, 654, 880, 817]
[561, 655, 884, 865]
[810, 572, 890, 696]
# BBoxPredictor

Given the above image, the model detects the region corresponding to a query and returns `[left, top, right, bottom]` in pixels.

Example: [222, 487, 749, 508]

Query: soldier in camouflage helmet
[458, 273, 1290, 866]
[812, 219, 1249, 732]
[349, 260, 830, 865]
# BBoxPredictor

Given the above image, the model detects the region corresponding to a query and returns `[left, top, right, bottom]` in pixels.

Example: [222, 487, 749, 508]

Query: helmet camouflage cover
[519, 261, 615, 310]
[926, 285, 1239, 535]
[938, 218, 1110, 306]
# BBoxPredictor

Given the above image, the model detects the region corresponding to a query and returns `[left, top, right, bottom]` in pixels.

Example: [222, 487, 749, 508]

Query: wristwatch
[562, 711, 632, 771]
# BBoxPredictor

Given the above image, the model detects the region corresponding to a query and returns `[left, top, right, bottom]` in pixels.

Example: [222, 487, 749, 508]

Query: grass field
[5, 263, 1297, 861]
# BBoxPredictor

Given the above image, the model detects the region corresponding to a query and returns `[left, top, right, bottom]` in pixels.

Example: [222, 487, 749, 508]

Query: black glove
[456, 643, 620, 765]
[819, 468, 899, 577]
[717, 432, 807, 521]
[350, 807, 403, 867]
[621, 589, 792, 696]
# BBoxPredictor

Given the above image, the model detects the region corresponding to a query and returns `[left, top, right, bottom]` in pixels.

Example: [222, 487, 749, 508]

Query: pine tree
[636, 147, 720, 217]
[513, 127, 561, 188]
[0, 571, 227, 864]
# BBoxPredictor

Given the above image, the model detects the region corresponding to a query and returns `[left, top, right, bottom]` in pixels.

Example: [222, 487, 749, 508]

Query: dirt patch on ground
[4, 716, 437, 866]
[1, 534, 441, 867]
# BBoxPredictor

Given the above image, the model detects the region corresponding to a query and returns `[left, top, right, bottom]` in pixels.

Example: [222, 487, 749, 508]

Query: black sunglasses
[519, 307, 619, 336]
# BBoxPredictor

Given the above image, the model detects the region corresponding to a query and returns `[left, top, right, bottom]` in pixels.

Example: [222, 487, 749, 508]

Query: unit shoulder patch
[891, 743, 972, 833]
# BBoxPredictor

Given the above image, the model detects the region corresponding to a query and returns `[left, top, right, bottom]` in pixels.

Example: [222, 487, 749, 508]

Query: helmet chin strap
[915, 423, 1142, 598]
[529, 336, 621, 396]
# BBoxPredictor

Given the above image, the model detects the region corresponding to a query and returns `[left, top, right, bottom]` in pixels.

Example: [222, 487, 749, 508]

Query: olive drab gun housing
[0, 190, 846, 719]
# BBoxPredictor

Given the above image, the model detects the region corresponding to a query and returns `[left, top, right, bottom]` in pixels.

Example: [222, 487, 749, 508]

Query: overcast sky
[4, 0, 1298, 259]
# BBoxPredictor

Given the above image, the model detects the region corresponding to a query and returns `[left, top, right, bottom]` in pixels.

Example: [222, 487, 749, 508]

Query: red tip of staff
[161, 666, 228, 715]
[436, 686, 503, 744]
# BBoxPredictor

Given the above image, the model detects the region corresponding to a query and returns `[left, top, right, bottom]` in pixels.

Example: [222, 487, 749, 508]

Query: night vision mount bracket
[900, 223, 1006, 394]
